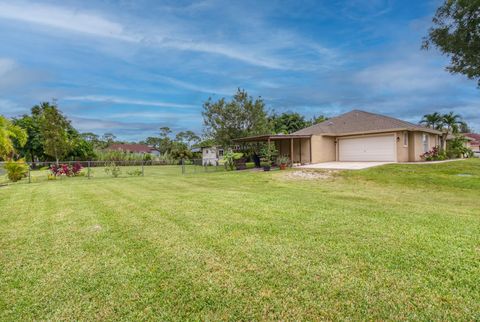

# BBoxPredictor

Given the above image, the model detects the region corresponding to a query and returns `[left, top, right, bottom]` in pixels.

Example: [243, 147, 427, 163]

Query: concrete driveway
[297, 161, 393, 170]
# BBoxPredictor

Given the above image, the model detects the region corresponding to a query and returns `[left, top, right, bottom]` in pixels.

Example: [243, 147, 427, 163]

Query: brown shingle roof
[293, 110, 442, 136]
[465, 133, 480, 145]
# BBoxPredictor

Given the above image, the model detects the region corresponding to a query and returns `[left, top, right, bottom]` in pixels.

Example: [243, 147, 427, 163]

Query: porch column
[290, 138, 294, 164]
[299, 139, 302, 164]
[309, 138, 312, 163]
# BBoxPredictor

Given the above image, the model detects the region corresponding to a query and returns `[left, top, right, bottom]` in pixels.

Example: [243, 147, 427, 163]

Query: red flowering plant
[49, 162, 83, 177]
[420, 146, 446, 161]
[71, 163, 83, 175]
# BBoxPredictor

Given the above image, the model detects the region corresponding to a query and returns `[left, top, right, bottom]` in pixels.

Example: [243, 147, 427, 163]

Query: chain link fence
[0, 159, 228, 185]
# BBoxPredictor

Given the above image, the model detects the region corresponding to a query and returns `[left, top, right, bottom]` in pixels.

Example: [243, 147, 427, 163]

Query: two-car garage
[338, 134, 396, 162]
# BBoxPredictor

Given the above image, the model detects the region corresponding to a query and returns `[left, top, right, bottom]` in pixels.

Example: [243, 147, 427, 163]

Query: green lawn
[1, 160, 479, 320]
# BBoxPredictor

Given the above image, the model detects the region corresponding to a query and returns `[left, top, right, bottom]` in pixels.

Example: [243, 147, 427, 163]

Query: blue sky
[0, 0, 478, 140]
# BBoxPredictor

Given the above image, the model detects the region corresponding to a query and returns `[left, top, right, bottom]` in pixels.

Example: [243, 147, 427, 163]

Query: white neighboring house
[202, 146, 224, 165]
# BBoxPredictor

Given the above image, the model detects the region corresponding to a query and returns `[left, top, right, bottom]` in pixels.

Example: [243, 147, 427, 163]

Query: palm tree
[0, 115, 27, 160]
[420, 112, 443, 130]
[442, 112, 465, 134]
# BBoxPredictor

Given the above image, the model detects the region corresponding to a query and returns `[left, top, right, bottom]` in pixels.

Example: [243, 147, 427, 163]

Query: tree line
[1, 88, 475, 166]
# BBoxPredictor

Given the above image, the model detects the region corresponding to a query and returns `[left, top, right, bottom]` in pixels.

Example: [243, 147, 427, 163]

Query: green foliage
[104, 162, 121, 178]
[12, 113, 43, 162]
[102, 133, 117, 146]
[0, 115, 27, 160]
[127, 169, 143, 176]
[442, 111, 465, 134]
[13, 105, 98, 162]
[447, 135, 471, 158]
[4, 159, 29, 182]
[420, 112, 443, 130]
[260, 142, 278, 164]
[311, 115, 328, 124]
[276, 155, 290, 165]
[94, 149, 145, 161]
[175, 130, 200, 148]
[170, 141, 193, 160]
[270, 112, 329, 134]
[68, 134, 95, 160]
[38, 102, 71, 162]
[423, 0, 480, 86]
[270, 112, 309, 134]
[81, 132, 104, 149]
[260, 161, 271, 167]
[245, 162, 256, 169]
[223, 150, 243, 171]
[202, 88, 271, 147]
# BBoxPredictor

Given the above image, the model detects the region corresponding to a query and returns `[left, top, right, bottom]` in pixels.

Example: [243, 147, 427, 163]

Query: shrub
[50, 163, 83, 177]
[4, 159, 29, 182]
[104, 162, 121, 177]
[421, 146, 446, 161]
[127, 169, 142, 176]
[447, 135, 472, 159]
[223, 150, 243, 171]
[260, 161, 271, 167]
[245, 162, 255, 169]
[260, 143, 278, 164]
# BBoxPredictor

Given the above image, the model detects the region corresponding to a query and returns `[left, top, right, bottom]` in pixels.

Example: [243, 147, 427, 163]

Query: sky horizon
[0, 0, 478, 140]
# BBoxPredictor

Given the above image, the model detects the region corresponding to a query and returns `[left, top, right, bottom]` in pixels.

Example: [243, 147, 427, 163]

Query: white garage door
[339, 135, 395, 161]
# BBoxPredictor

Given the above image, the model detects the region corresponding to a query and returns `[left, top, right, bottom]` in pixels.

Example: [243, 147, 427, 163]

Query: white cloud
[0, 2, 338, 70]
[158, 76, 232, 96]
[110, 111, 199, 120]
[63, 95, 197, 108]
[0, 58, 15, 76]
[0, 2, 137, 42]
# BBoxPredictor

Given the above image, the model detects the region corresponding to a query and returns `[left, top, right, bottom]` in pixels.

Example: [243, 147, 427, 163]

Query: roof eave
[320, 127, 443, 137]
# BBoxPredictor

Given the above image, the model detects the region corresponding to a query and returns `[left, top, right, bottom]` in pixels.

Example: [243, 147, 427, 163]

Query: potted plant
[276, 155, 289, 170]
[261, 160, 271, 171]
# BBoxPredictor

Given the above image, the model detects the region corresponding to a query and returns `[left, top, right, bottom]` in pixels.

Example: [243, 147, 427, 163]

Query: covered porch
[234, 134, 312, 164]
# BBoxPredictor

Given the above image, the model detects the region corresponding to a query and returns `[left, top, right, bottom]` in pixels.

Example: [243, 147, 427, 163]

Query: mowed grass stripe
[0, 160, 479, 320]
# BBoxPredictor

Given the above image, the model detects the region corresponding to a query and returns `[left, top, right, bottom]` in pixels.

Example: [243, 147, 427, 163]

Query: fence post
[181, 159, 185, 174]
[142, 160, 145, 176]
[87, 161, 91, 179]
[28, 163, 31, 183]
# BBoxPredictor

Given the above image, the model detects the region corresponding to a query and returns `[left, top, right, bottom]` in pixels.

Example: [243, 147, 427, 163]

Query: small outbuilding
[201, 146, 224, 166]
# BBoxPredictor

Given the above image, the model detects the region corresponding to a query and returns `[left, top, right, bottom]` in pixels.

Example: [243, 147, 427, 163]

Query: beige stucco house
[235, 110, 444, 163]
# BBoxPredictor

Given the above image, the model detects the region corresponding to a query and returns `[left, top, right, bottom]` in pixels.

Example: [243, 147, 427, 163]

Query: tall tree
[38, 102, 71, 164]
[159, 127, 172, 138]
[442, 111, 465, 134]
[423, 0, 480, 86]
[270, 112, 309, 134]
[175, 130, 200, 147]
[459, 122, 472, 133]
[12, 112, 44, 162]
[0, 115, 27, 160]
[420, 112, 444, 130]
[102, 133, 117, 146]
[202, 89, 271, 147]
[310, 115, 328, 125]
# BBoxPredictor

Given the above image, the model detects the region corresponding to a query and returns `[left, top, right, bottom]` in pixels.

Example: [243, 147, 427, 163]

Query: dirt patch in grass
[284, 170, 338, 180]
